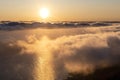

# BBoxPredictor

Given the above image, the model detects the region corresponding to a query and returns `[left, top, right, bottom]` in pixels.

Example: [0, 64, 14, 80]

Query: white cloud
[0, 26, 120, 80]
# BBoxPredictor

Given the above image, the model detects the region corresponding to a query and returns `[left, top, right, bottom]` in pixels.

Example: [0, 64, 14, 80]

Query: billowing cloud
[0, 31, 120, 80]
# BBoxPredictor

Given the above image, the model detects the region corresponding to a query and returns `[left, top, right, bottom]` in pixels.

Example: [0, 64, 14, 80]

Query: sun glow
[40, 8, 49, 19]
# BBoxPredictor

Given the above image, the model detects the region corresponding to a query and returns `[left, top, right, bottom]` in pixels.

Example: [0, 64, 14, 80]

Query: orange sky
[0, 0, 120, 22]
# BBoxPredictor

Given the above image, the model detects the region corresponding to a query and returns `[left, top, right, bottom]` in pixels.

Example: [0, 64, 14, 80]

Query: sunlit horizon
[0, 0, 120, 22]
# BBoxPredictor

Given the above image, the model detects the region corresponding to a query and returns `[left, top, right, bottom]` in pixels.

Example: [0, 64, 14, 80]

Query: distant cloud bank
[0, 21, 120, 30]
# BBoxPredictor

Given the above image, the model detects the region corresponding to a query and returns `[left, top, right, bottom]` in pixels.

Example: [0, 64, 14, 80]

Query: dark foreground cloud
[0, 42, 37, 80]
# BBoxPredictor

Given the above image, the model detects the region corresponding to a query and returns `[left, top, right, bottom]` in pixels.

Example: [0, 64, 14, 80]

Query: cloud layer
[0, 21, 120, 30]
[0, 31, 120, 80]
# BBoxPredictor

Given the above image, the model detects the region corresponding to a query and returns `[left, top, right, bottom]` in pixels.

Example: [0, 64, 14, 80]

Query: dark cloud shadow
[0, 42, 37, 80]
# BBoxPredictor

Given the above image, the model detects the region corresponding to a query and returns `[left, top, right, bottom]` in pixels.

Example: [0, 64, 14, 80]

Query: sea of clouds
[0, 22, 120, 80]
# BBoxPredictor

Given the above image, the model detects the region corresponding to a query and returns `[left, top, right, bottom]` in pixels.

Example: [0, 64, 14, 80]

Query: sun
[40, 8, 49, 19]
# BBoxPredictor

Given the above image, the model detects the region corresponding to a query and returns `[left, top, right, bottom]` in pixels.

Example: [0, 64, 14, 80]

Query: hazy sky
[0, 0, 120, 21]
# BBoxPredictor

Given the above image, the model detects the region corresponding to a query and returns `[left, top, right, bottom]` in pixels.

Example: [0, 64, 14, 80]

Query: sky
[0, 0, 120, 21]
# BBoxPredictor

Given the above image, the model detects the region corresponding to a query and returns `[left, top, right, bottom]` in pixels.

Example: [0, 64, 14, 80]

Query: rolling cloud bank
[0, 22, 120, 80]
